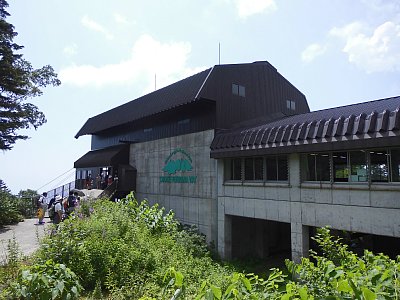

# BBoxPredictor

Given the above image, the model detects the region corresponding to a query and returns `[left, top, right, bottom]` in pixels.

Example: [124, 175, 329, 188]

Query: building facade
[74, 61, 400, 261]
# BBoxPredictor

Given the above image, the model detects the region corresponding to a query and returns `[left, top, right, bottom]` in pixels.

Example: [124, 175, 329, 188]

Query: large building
[74, 61, 400, 261]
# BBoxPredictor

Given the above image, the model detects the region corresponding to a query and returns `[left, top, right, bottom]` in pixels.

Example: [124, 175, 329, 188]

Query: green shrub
[35, 194, 232, 299]
[0, 190, 22, 226]
[8, 259, 83, 300]
[285, 227, 400, 299]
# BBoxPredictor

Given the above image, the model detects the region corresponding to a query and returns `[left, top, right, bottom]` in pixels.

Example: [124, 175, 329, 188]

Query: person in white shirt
[53, 195, 63, 224]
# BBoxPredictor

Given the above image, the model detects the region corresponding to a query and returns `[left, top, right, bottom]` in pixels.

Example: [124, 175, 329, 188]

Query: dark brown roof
[74, 144, 129, 168]
[75, 68, 213, 138]
[210, 96, 400, 158]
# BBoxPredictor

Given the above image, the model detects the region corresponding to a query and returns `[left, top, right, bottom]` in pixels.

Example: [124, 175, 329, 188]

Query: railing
[97, 180, 118, 199]
[45, 179, 118, 201]
[45, 180, 77, 200]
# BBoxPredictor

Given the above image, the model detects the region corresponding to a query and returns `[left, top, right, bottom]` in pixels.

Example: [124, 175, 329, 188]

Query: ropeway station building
[74, 61, 400, 262]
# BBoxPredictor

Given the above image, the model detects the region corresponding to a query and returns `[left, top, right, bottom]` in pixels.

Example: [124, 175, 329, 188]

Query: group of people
[36, 190, 80, 225]
[85, 173, 117, 190]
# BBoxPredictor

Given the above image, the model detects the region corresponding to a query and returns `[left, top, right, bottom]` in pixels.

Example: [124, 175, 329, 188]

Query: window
[244, 157, 263, 181]
[333, 152, 348, 182]
[143, 128, 152, 133]
[232, 83, 246, 97]
[239, 85, 246, 97]
[303, 153, 330, 181]
[225, 158, 242, 181]
[286, 100, 296, 111]
[391, 148, 400, 182]
[266, 155, 288, 181]
[302, 148, 400, 184]
[277, 156, 288, 180]
[178, 119, 190, 125]
[350, 151, 368, 182]
[370, 150, 389, 182]
[232, 84, 238, 95]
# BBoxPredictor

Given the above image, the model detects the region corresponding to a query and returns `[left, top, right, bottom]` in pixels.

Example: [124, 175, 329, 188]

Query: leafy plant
[0, 187, 22, 226]
[8, 259, 83, 299]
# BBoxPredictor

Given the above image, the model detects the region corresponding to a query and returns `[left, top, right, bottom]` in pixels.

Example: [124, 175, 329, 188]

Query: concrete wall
[130, 130, 218, 243]
[217, 153, 400, 261]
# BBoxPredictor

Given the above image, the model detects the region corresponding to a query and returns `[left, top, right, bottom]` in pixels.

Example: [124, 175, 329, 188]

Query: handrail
[97, 180, 118, 199]
[45, 180, 77, 200]
[45, 179, 118, 201]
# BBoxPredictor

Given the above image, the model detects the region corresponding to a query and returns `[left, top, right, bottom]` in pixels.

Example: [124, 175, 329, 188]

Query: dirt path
[0, 218, 51, 264]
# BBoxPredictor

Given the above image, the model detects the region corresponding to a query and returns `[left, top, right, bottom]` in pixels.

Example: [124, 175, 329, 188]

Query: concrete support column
[291, 222, 309, 263]
[218, 213, 232, 259]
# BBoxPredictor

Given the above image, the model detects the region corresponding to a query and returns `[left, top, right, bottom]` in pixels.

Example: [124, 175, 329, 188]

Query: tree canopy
[0, 0, 61, 150]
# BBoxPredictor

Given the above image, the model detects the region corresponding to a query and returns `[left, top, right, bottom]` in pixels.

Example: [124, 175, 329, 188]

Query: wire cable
[35, 168, 74, 192]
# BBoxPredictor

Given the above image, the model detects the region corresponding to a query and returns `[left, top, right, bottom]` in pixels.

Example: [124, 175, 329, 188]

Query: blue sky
[1, 0, 400, 194]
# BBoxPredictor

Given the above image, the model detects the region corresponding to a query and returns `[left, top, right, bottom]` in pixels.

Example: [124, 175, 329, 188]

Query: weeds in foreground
[1, 194, 400, 299]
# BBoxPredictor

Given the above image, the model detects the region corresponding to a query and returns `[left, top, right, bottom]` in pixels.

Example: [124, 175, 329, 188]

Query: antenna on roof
[155, 73, 157, 90]
[218, 42, 221, 65]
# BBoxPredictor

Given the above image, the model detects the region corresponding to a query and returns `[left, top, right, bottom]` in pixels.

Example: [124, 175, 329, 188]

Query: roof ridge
[195, 66, 214, 99]
[309, 95, 400, 114]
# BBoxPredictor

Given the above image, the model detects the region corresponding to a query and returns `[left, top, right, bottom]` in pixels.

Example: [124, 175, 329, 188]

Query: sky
[1, 0, 400, 194]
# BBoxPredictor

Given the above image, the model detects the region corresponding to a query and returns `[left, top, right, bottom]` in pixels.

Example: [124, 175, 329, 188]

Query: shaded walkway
[0, 218, 50, 264]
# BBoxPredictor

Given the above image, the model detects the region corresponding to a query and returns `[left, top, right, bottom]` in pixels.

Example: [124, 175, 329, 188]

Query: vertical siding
[200, 62, 309, 129]
[91, 102, 216, 150]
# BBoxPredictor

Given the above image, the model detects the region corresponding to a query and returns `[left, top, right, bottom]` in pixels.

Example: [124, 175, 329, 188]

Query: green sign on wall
[160, 148, 197, 183]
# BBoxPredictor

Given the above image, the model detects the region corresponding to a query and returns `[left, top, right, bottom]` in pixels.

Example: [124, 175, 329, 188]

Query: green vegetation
[1, 193, 399, 299]
[0, 180, 37, 227]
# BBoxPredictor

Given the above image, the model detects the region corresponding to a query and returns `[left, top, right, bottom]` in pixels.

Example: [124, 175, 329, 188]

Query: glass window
[286, 100, 296, 111]
[239, 85, 246, 97]
[350, 151, 368, 182]
[333, 152, 348, 182]
[391, 148, 400, 182]
[225, 158, 242, 181]
[277, 156, 288, 181]
[303, 153, 330, 181]
[244, 157, 263, 181]
[266, 157, 277, 180]
[254, 157, 263, 180]
[178, 119, 190, 125]
[232, 84, 245, 97]
[232, 84, 239, 95]
[266, 156, 288, 181]
[370, 150, 389, 182]
[244, 158, 253, 180]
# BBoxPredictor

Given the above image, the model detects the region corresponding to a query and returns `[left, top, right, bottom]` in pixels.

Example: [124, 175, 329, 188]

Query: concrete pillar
[220, 214, 232, 259]
[291, 222, 309, 263]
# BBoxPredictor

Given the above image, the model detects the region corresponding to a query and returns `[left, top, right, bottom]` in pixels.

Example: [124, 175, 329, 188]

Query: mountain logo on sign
[162, 148, 193, 175]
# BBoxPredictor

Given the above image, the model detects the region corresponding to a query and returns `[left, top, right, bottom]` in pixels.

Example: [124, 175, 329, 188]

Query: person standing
[95, 174, 101, 189]
[37, 192, 47, 225]
[66, 191, 76, 216]
[53, 195, 63, 225]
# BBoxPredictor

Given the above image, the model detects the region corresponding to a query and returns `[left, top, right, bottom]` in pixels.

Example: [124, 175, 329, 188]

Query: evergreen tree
[0, 0, 61, 150]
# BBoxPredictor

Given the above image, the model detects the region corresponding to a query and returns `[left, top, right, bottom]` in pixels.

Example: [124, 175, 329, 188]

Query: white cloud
[113, 13, 129, 25]
[330, 21, 400, 73]
[301, 43, 327, 63]
[235, 0, 277, 19]
[81, 15, 113, 40]
[59, 35, 205, 91]
[63, 44, 78, 56]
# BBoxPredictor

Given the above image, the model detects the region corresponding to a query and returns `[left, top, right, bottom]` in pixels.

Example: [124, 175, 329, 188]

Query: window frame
[232, 83, 246, 98]
[223, 155, 289, 184]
